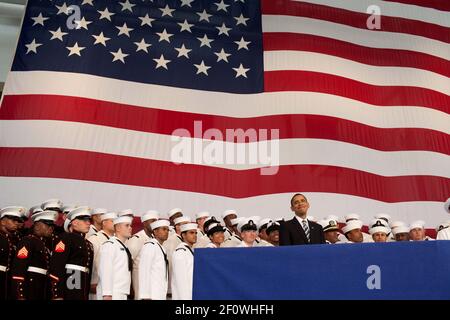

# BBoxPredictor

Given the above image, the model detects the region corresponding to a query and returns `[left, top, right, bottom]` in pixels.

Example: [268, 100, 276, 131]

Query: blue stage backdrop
[193, 241, 450, 300]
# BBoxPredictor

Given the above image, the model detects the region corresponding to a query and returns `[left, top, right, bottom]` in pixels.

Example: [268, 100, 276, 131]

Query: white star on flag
[216, 23, 231, 36]
[98, 8, 115, 21]
[25, 39, 42, 54]
[175, 44, 192, 58]
[156, 29, 173, 43]
[197, 34, 214, 48]
[110, 48, 129, 63]
[116, 23, 134, 37]
[139, 14, 154, 27]
[197, 10, 212, 22]
[234, 37, 251, 50]
[55, 2, 70, 15]
[75, 17, 92, 30]
[232, 63, 250, 78]
[31, 13, 49, 26]
[49, 27, 68, 41]
[153, 54, 171, 70]
[120, 0, 135, 12]
[214, 49, 231, 62]
[178, 20, 194, 33]
[194, 60, 211, 75]
[81, 0, 94, 6]
[66, 42, 85, 57]
[215, 0, 230, 12]
[134, 38, 152, 53]
[92, 32, 110, 46]
[180, 0, 194, 7]
[160, 4, 175, 17]
[234, 13, 249, 26]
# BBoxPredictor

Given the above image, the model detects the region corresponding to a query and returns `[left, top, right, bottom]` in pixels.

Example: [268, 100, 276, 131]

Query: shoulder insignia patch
[55, 241, 65, 253]
[17, 246, 28, 259]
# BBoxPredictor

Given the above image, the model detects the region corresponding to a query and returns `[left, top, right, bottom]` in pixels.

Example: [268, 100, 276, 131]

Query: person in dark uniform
[41, 199, 65, 235]
[48, 206, 94, 300]
[0, 206, 27, 300]
[10, 210, 57, 300]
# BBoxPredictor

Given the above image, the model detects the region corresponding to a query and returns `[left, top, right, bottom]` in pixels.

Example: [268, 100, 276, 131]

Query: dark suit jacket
[279, 217, 325, 245]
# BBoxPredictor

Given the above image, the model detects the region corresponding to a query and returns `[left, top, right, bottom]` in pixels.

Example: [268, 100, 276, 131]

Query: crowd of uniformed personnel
[1, 195, 449, 300]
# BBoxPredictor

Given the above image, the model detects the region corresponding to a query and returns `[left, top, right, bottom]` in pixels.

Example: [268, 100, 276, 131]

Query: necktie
[302, 220, 310, 242]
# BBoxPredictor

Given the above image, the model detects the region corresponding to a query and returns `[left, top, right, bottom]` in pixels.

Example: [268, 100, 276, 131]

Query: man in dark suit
[279, 193, 325, 245]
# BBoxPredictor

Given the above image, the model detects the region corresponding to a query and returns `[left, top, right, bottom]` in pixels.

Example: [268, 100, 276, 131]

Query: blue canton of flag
[12, 0, 264, 93]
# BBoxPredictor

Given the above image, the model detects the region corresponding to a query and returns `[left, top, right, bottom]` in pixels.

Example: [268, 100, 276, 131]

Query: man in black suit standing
[279, 193, 325, 245]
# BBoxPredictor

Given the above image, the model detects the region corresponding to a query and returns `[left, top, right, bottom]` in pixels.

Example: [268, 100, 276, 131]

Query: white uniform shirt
[97, 236, 132, 300]
[88, 230, 111, 298]
[224, 228, 233, 240]
[205, 242, 218, 248]
[126, 229, 152, 299]
[437, 227, 450, 240]
[171, 242, 194, 300]
[86, 225, 99, 239]
[256, 239, 273, 247]
[237, 240, 257, 247]
[221, 234, 242, 247]
[138, 238, 169, 300]
[163, 232, 183, 293]
[194, 230, 211, 248]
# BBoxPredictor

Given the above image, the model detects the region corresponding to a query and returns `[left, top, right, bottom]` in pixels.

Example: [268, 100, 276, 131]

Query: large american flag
[0, 0, 449, 225]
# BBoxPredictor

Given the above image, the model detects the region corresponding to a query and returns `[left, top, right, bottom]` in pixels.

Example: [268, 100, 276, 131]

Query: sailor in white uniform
[86, 208, 107, 238]
[171, 223, 197, 300]
[97, 215, 133, 300]
[221, 209, 237, 240]
[194, 211, 210, 248]
[87, 212, 116, 300]
[369, 220, 390, 243]
[167, 208, 183, 235]
[266, 221, 281, 246]
[236, 219, 258, 248]
[409, 220, 434, 241]
[138, 219, 170, 300]
[222, 217, 244, 248]
[126, 210, 159, 299]
[204, 221, 226, 248]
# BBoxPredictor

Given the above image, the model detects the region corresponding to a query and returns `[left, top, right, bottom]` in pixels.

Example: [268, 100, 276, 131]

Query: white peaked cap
[374, 213, 391, 221]
[370, 218, 389, 228]
[118, 209, 134, 217]
[114, 216, 133, 225]
[409, 220, 425, 231]
[29, 205, 43, 216]
[150, 219, 170, 230]
[369, 225, 390, 235]
[62, 205, 77, 214]
[195, 211, 210, 219]
[31, 210, 58, 223]
[67, 206, 92, 222]
[258, 218, 273, 230]
[344, 213, 360, 222]
[141, 210, 159, 222]
[41, 199, 63, 210]
[393, 225, 410, 235]
[445, 198, 450, 214]
[222, 209, 237, 219]
[180, 223, 198, 233]
[173, 216, 191, 225]
[0, 206, 27, 219]
[342, 220, 363, 234]
[390, 221, 406, 229]
[63, 219, 71, 232]
[168, 208, 182, 218]
[93, 208, 108, 215]
[101, 212, 117, 221]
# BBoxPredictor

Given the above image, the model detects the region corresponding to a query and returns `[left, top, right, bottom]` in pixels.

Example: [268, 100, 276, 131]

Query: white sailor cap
[389, 220, 406, 229]
[0, 206, 27, 219]
[238, 218, 258, 233]
[344, 213, 360, 222]
[230, 217, 244, 226]
[67, 206, 92, 222]
[101, 212, 117, 221]
[41, 199, 63, 211]
[370, 218, 389, 228]
[167, 208, 182, 218]
[258, 218, 273, 231]
[318, 219, 340, 232]
[392, 225, 410, 235]
[204, 216, 220, 232]
[114, 215, 133, 225]
[31, 210, 58, 224]
[195, 211, 210, 220]
[62, 204, 77, 214]
[141, 210, 159, 223]
[409, 220, 425, 231]
[118, 209, 134, 217]
[445, 198, 450, 214]
[266, 221, 281, 235]
[180, 223, 198, 233]
[29, 205, 43, 216]
[150, 219, 170, 230]
[206, 222, 225, 236]
[222, 209, 237, 219]
[342, 220, 363, 234]
[93, 208, 108, 215]
[374, 213, 391, 222]
[369, 220, 390, 235]
[173, 216, 191, 225]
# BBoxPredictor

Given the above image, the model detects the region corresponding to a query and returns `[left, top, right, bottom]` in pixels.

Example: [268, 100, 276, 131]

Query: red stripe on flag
[263, 33, 450, 77]
[0, 147, 448, 202]
[382, 0, 450, 12]
[1, 95, 448, 154]
[261, 0, 450, 44]
[264, 71, 450, 114]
